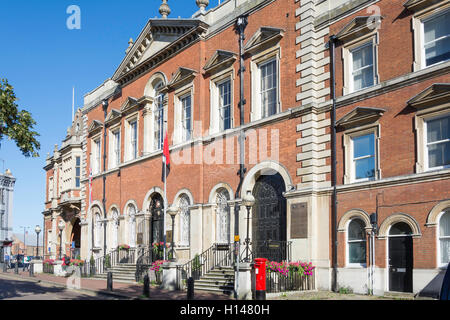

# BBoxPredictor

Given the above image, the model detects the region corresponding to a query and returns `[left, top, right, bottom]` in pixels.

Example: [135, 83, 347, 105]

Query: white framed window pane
[424, 10, 450, 66]
[427, 116, 450, 168]
[349, 241, 366, 264]
[114, 131, 120, 165]
[428, 142, 450, 168]
[348, 219, 366, 241]
[355, 157, 376, 180]
[353, 67, 374, 91]
[427, 116, 450, 143]
[182, 95, 192, 141]
[154, 94, 164, 150]
[130, 121, 137, 159]
[353, 133, 375, 158]
[352, 43, 374, 91]
[260, 59, 278, 118]
[95, 140, 101, 173]
[219, 80, 231, 131]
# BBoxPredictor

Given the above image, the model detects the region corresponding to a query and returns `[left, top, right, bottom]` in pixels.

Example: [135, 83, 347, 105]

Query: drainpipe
[102, 99, 109, 258]
[328, 35, 338, 293]
[234, 14, 248, 300]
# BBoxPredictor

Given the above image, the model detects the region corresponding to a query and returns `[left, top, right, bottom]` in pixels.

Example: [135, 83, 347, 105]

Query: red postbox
[254, 258, 267, 300]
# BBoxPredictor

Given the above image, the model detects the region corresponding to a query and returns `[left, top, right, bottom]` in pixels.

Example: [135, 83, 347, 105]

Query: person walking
[5, 253, 10, 269]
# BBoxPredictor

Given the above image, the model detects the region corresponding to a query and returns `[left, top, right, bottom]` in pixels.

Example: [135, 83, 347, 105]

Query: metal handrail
[177, 243, 233, 290]
[81, 247, 140, 277]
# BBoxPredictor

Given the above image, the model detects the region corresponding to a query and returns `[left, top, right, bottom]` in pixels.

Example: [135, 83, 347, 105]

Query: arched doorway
[252, 173, 287, 262]
[149, 194, 164, 254]
[388, 222, 413, 293]
[70, 218, 81, 259]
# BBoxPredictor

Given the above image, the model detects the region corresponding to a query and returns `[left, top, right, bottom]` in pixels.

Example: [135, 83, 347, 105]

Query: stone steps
[193, 266, 234, 295]
[93, 263, 138, 282]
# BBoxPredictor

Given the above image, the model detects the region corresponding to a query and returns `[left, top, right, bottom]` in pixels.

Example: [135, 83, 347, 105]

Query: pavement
[1, 269, 436, 301]
[0, 269, 233, 300]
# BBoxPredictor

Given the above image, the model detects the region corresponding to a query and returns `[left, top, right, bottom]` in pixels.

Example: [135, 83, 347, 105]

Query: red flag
[162, 131, 170, 182]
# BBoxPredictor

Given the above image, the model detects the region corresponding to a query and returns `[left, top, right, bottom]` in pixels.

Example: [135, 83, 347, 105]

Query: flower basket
[150, 260, 168, 285]
[118, 244, 130, 251]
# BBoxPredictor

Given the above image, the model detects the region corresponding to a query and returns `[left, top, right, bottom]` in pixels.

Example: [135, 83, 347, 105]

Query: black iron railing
[135, 247, 166, 282]
[80, 247, 140, 278]
[241, 240, 292, 263]
[177, 243, 233, 290]
[266, 269, 315, 293]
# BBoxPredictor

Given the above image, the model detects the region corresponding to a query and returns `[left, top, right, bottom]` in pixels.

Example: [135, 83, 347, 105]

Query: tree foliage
[0, 78, 40, 157]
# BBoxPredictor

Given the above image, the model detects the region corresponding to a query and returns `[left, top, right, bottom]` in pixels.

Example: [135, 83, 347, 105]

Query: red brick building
[43, 0, 449, 297]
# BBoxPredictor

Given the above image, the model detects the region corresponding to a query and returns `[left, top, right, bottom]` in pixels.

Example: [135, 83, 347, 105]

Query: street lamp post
[35, 225, 41, 259]
[58, 220, 65, 260]
[167, 206, 179, 262]
[242, 190, 255, 263]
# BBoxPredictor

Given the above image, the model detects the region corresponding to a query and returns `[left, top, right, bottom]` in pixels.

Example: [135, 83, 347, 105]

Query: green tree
[0, 78, 40, 157]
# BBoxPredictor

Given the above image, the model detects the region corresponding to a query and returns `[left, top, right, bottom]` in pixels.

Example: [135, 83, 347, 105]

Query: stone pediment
[203, 50, 237, 74]
[407, 83, 450, 109]
[335, 16, 383, 42]
[336, 107, 385, 129]
[403, 0, 445, 12]
[167, 67, 197, 89]
[105, 109, 122, 125]
[120, 97, 139, 113]
[88, 120, 103, 134]
[244, 27, 284, 54]
[112, 19, 209, 85]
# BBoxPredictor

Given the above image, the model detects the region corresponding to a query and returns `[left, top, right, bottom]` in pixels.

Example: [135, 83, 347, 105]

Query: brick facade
[43, 0, 449, 297]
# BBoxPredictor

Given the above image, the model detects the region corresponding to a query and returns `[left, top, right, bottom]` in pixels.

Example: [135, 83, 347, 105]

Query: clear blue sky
[0, 0, 221, 243]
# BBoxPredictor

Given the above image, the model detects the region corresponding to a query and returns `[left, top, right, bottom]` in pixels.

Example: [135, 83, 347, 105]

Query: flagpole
[163, 155, 167, 260]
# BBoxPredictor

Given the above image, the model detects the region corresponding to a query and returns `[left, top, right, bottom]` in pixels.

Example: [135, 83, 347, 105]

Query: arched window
[94, 211, 102, 248]
[127, 204, 137, 247]
[111, 208, 119, 250]
[439, 210, 450, 266]
[347, 219, 367, 265]
[389, 222, 412, 236]
[179, 195, 190, 247]
[154, 81, 165, 151]
[216, 188, 230, 244]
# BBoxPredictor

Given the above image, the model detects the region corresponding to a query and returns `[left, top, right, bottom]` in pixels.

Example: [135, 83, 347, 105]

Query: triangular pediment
[337, 107, 385, 129]
[120, 97, 138, 113]
[404, 0, 444, 12]
[407, 83, 450, 109]
[336, 16, 383, 42]
[88, 120, 103, 135]
[105, 109, 122, 125]
[203, 50, 237, 74]
[244, 27, 284, 54]
[167, 67, 197, 89]
[112, 19, 208, 85]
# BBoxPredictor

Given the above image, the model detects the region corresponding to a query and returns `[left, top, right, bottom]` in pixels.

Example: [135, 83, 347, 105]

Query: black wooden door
[252, 173, 286, 262]
[389, 235, 413, 292]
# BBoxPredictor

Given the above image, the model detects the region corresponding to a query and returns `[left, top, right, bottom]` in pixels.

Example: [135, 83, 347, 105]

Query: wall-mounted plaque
[291, 202, 308, 239]
[166, 231, 172, 244]
[137, 233, 143, 245]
